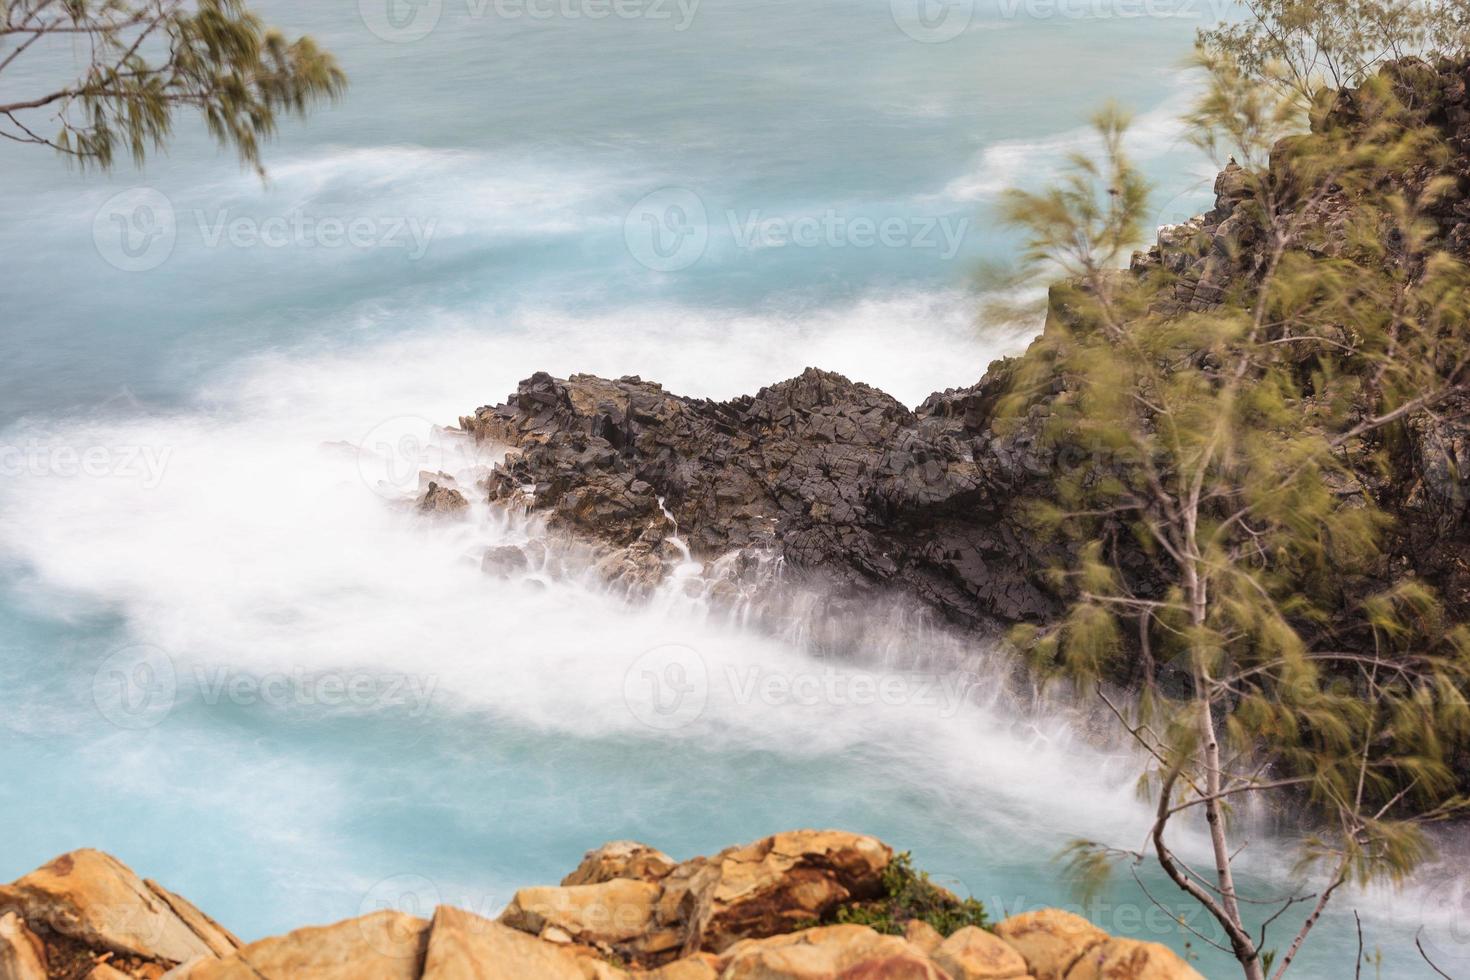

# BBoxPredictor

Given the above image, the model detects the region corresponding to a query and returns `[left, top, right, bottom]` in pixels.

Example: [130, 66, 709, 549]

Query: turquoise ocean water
[1, 2, 1465, 975]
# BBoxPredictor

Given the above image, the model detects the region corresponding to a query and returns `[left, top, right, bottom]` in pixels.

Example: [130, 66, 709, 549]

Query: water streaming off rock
[1, 2, 1465, 976]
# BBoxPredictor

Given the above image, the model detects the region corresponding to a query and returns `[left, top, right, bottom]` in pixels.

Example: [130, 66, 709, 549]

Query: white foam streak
[935, 76, 1199, 204]
[2, 295, 1457, 969]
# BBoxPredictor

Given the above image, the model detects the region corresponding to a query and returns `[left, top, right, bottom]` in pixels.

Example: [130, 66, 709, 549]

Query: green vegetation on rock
[0, 0, 345, 174]
[822, 853, 991, 938]
[993, 8, 1470, 978]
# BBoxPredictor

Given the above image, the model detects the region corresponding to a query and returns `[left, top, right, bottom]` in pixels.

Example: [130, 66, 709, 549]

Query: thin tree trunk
[1183, 554, 1264, 980]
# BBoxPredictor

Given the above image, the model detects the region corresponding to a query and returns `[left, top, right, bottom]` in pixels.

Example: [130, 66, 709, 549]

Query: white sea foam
[935, 75, 1201, 204]
[2, 290, 1465, 974]
[0, 291, 1135, 825]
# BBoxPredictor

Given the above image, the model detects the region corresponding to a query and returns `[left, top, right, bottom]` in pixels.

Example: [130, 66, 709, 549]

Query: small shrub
[830, 852, 990, 937]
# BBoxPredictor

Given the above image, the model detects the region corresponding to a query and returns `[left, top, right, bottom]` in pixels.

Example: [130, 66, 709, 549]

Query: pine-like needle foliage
[996, 45, 1470, 980]
[0, 0, 346, 174]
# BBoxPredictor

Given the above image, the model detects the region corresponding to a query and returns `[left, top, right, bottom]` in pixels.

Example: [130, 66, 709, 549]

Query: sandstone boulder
[903, 920, 943, 956]
[1062, 939, 1203, 980]
[718, 924, 949, 980]
[0, 851, 236, 968]
[991, 910, 1106, 980]
[695, 830, 893, 952]
[85, 965, 134, 980]
[510, 829, 895, 966]
[500, 879, 663, 949]
[931, 926, 1030, 980]
[180, 910, 427, 980]
[140, 882, 239, 960]
[634, 953, 722, 979]
[420, 905, 589, 980]
[0, 912, 47, 980]
[562, 841, 678, 887]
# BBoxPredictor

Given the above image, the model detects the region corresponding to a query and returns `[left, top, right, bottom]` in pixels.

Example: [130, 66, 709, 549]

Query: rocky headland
[448, 58, 1470, 664]
[0, 830, 1205, 980]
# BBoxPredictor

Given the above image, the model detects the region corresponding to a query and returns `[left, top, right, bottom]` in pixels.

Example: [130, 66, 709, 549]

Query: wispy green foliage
[1200, 0, 1470, 101]
[822, 853, 991, 937]
[996, 46, 1470, 980]
[0, 0, 346, 174]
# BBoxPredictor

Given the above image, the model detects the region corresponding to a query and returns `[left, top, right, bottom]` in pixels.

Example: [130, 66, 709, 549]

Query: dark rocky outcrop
[460, 366, 1064, 627]
[417, 480, 469, 518]
[459, 358, 1465, 633]
[458, 58, 1470, 639]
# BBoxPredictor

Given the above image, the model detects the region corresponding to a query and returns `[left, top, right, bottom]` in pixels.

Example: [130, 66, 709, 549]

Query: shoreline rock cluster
[459, 366, 1064, 629]
[0, 831, 1204, 980]
[454, 59, 1470, 644]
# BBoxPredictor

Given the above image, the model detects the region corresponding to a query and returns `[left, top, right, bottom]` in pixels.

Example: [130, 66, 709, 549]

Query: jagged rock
[480, 545, 529, 577]
[562, 841, 678, 887]
[0, 912, 47, 980]
[992, 910, 1108, 980]
[499, 879, 663, 951]
[448, 58, 1470, 658]
[463, 368, 1059, 627]
[420, 905, 588, 980]
[140, 883, 237, 960]
[0, 850, 238, 969]
[689, 830, 894, 953]
[499, 830, 894, 967]
[178, 910, 428, 979]
[931, 926, 1030, 979]
[1061, 938, 1203, 980]
[634, 953, 721, 979]
[904, 920, 944, 956]
[418, 481, 470, 517]
[2, 841, 1231, 980]
[716, 924, 949, 979]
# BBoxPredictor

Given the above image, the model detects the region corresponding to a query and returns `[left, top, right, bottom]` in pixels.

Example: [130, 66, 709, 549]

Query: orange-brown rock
[0, 851, 236, 968]
[695, 830, 893, 952]
[0, 912, 47, 980]
[903, 920, 944, 956]
[931, 927, 1029, 980]
[1062, 938, 1204, 980]
[563, 842, 678, 887]
[419, 905, 588, 980]
[992, 911, 1107, 980]
[634, 952, 722, 979]
[179, 910, 428, 980]
[85, 965, 135, 980]
[504, 829, 895, 967]
[500, 878, 664, 950]
[718, 924, 951, 980]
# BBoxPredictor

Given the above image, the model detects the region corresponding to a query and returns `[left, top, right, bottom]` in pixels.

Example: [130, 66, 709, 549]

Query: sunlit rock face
[0, 836, 1209, 980]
